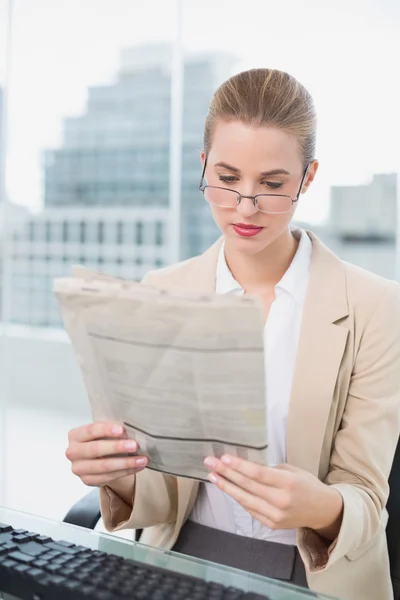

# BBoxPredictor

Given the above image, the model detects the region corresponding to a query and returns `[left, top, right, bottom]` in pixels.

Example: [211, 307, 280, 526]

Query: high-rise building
[43, 45, 237, 259]
[9, 206, 170, 327]
[327, 173, 397, 278]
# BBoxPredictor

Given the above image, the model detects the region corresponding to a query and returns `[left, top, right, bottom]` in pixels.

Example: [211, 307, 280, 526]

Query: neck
[224, 228, 299, 291]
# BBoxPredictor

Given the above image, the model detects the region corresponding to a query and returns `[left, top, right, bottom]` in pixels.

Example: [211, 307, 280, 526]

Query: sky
[0, 0, 399, 223]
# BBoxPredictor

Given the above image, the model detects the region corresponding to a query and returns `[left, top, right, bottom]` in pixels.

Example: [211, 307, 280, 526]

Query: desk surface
[0, 507, 336, 600]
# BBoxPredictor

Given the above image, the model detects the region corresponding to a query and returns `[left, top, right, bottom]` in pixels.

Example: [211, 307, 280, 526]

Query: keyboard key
[12, 529, 28, 535]
[1, 541, 18, 552]
[1, 558, 18, 568]
[46, 542, 83, 555]
[48, 564, 64, 574]
[12, 534, 31, 543]
[46, 575, 66, 586]
[33, 559, 49, 568]
[0, 524, 13, 533]
[8, 551, 35, 565]
[54, 540, 76, 548]
[26, 568, 45, 578]
[36, 535, 52, 544]
[13, 564, 31, 574]
[64, 580, 81, 591]
[17, 541, 48, 557]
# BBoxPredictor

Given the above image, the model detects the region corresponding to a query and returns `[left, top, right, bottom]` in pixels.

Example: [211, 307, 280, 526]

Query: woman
[66, 68, 400, 600]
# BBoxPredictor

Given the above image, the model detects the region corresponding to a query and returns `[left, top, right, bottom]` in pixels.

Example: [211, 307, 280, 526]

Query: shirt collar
[216, 227, 312, 304]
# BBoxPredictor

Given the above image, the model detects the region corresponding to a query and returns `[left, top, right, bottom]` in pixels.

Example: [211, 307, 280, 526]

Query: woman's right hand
[66, 421, 148, 488]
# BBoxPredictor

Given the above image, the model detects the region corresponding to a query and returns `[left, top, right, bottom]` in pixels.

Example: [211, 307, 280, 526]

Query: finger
[206, 455, 288, 487]
[72, 455, 148, 477]
[67, 438, 139, 461]
[68, 422, 126, 444]
[209, 472, 275, 517]
[246, 507, 283, 530]
[81, 468, 141, 487]
[209, 459, 294, 509]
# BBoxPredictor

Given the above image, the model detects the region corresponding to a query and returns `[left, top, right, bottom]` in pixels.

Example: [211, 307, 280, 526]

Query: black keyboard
[0, 522, 270, 600]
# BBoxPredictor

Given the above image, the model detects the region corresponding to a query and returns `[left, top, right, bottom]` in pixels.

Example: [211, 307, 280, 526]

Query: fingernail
[208, 473, 219, 484]
[124, 440, 137, 451]
[204, 457, 218, 469]
[135, 457, 148, 467]
[112, 425, 124, 435]
[221, 455, 232, 465]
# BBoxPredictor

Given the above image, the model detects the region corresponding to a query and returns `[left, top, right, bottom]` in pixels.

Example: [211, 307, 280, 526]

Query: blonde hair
[204, 68, 317, 167]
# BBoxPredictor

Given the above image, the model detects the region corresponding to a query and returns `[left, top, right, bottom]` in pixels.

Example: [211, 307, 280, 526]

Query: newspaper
[54, 269, 267, 481]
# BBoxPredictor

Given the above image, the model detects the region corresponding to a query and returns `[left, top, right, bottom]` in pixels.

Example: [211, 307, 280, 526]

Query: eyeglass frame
[199, 157, 310, 214]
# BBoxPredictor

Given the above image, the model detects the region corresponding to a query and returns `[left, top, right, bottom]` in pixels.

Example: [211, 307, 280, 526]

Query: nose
[236, 196, 259, 218]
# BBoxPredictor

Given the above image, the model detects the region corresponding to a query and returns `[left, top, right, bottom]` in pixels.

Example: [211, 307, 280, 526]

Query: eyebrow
[214, 162, 290, 176]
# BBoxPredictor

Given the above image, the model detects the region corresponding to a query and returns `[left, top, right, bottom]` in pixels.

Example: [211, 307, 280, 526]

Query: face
[201, 121, 318, 256]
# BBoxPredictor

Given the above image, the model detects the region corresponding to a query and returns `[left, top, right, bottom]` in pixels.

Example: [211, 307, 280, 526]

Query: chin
[225, 230, 270, 255]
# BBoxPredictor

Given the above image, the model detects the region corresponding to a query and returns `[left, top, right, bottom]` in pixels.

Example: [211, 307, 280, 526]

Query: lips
[232, 223, 263, 237]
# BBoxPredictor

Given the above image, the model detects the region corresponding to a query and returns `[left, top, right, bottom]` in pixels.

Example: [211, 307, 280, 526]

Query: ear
[200, 150, 206, 168]
[301, 160, 319, 193]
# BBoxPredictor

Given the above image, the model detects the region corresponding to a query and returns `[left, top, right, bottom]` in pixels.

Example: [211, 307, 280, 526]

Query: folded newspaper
[54, 267, 267, 481]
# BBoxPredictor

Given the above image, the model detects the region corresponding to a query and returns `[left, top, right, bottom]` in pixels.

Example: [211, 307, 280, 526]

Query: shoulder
[343, 260, 400, 322]
[142, 255, 203, 288]
[308, 231, 400, 323]
[141, 237, 223, 291]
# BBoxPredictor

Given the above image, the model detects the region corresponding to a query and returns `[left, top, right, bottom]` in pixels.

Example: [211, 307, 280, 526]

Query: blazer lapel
[287, 232, 349, 476]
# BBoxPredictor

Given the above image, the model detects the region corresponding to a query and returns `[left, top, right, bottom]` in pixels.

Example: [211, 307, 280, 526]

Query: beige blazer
[100, 232, 400, 600]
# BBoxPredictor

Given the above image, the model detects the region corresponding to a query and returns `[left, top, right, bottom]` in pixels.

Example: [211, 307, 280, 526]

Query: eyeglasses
[199, 158, 310, 214]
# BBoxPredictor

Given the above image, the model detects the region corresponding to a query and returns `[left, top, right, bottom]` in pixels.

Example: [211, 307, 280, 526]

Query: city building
[327, 173, 397, 279]
[8, 206, 169, 327]
[43, 45, 236, 260]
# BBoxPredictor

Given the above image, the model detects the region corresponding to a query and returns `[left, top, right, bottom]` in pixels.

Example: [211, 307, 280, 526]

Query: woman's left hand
[204, 455, 343, 540]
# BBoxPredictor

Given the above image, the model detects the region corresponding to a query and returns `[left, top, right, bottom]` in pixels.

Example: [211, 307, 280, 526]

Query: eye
[218, 175, 239, 184]
[262, 181, 283, 190]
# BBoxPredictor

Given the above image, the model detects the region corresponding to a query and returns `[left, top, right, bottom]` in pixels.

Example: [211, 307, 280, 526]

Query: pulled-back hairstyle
[204, 68, 316, 167]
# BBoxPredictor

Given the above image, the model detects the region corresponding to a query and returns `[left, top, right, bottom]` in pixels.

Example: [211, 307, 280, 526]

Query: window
[28, 221, 35, 242]
[98, 221, 104, 244]
[117, 221, 123, 244]
[45, 222, 51, 243]
[155, 221, 164, 245]
[62, 221, 68, 243]
[135, 222, 144, 245]
[79, 221, 86, 243]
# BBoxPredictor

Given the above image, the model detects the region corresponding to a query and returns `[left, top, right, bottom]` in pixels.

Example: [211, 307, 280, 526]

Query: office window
[79, 221, 86, 243]
[62, 221, 68, 243]
[28, 221, 35, 242]
[155, 221, 164, 245]
[135, 222, 144, 245]
[117, 221, 123, 244]
[98, 221, 104, 244]
[45, 221, 51, 243]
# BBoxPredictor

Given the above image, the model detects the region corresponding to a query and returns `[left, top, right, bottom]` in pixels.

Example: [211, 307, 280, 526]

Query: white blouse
[189, 228, 312, 545]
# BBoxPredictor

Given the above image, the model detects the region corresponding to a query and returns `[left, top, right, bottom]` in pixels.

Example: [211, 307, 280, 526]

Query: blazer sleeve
[298, 282, 400, 572]
[100, 469, 178, 532]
